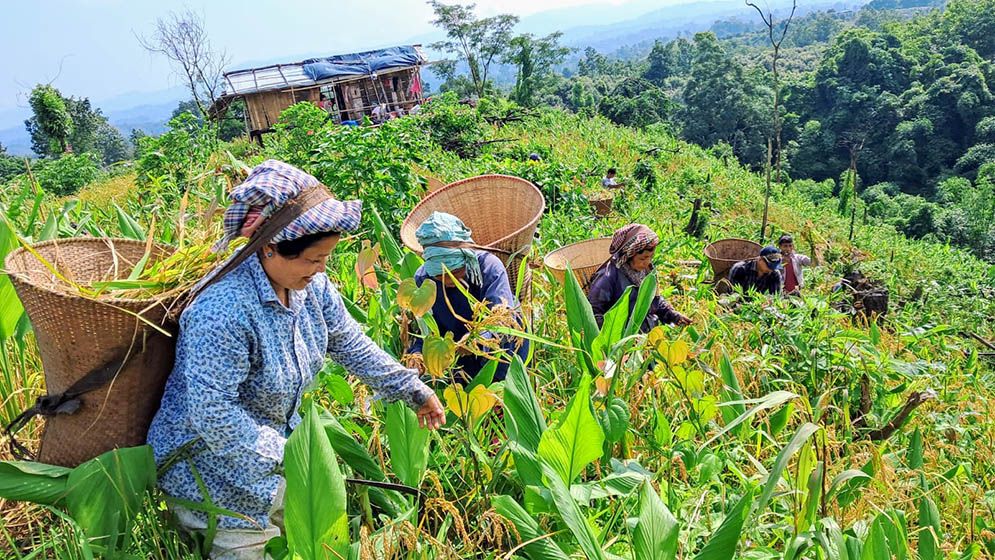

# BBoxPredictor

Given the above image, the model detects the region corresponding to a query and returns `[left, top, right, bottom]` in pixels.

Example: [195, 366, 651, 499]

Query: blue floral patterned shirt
[147, 254, 433, 529]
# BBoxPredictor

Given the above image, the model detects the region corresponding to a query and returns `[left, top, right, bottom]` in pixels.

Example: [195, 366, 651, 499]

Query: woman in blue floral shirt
[147, 160, 445, 559]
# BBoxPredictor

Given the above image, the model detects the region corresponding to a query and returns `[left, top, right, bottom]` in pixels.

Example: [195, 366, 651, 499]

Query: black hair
[274, 230, 340, 259]
[607, 167, 617, 175]
[778, 234, 793, 245]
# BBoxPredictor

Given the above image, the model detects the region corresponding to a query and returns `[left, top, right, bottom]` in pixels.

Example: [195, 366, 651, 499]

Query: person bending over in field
[147, 160, 444, 560]
[406, 212, 529, 383]
[586, 224, 692, 332]
[601, 167, 624, 189]
[728, 245, 783, 296]
[778, 234, 812, 296]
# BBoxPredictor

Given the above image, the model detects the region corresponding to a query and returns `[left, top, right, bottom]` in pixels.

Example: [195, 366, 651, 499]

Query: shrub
[34, 152, 102, 197]
[415, 93, 487, 159]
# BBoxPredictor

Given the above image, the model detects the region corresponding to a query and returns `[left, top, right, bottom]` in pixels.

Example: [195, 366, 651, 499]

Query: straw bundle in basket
[703, 238, 762, 281]
[543, 237, 612, 293]
[401, 174, 545, 295]
[4, 238, 176, 467]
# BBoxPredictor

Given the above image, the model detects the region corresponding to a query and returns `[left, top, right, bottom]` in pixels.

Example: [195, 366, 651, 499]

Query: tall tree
[680, 33, 766, 165]
[643, 38, 693, 85]
[138, 9, 229, 117]
[745, 0, 797, 241]
[504, 32, 570, 107]
[25, 85, 73, 156]
[428, 1, 518, 98]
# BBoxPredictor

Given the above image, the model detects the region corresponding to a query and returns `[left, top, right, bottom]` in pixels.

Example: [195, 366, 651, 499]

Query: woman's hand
[417, 395, 446, 430]
[675, 312, 693, 326]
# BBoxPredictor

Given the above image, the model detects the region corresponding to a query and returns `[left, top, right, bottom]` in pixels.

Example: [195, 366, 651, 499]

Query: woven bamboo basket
[543, 237, 613, 293]
[423, 176, 446, 197]
[703, 238, 762, 281]
[589, 192, 613, 218]
[401, 175, 545, 293]
[4, 238, 176, 467]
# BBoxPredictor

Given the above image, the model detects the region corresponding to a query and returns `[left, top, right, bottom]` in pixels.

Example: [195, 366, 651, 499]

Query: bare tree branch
[136, 9, 227, 118]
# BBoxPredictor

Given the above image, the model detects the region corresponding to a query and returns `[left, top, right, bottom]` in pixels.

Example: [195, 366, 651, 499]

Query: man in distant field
[602, 167, 624, 188]
[778, 234, 812, 295]
[728, 246, 783, 295]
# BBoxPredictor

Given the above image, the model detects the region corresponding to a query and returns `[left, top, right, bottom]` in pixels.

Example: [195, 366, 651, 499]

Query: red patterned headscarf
[609, 224, 659, 264]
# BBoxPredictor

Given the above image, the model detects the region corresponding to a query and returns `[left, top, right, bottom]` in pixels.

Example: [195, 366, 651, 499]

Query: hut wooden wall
[245, 89, 319, 131]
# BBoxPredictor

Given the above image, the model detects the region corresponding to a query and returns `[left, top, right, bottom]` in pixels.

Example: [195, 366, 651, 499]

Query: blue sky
[0, 0, 630, 115]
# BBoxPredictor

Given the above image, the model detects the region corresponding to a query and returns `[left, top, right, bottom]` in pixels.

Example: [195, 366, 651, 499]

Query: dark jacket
[409, 251, 529, 382]
[728, 259, 782, 295]
[586, 262, 680, 333]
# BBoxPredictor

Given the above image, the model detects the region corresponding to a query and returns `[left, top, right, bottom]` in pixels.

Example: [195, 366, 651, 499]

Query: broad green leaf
[422, 332, 456, 378]
[65, 446, 156, 555]
[0, 461, 71, 505]
[541, 461, 607, 560]
[633, 480, 679, 560]
[113, 203, 145, 240]
[538, 375, 605, 484]
[861, 515, 890, 560]
[599, 397, 629, 443]
[284, 403, 349, 560]
[624, 274, 658, 338]
[385, 401, 430, 488]
[397, 278, 437, 317]
[752, 423, 821, 519]
[444, 384, 498, 425]
[908, 427, 924, 469]
[369, 206, 403, 268]
[571, 470, 650, 504]
[504, 356, 548, 486]
[0, 219, 25, 339]
[593, 287, 630, 360]
[564, 265, 600, 375]
[322, 373, 355, 405]
[318, 410, 386, 483]
[492, 495, 570, 560]
[654, 410, 673, 448]
[918, 496, 941, 560]
[692, 489, 755, 560]
[465, 359, 498, 392]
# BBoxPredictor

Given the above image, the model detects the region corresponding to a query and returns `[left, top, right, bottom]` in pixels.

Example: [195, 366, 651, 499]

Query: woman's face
[262, 234, 340, 292]
[629, 247, 656, 272]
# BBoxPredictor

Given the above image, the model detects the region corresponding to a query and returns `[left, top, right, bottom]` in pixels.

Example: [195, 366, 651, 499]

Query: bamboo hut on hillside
[209, 45, 428, 141]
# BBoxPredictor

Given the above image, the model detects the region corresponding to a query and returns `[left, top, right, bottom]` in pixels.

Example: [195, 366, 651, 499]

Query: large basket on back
[401, 175, 546, 293]
[4, 238, 176, 467]
[543, 237, 612, 293]
[704, 238, 762, 281]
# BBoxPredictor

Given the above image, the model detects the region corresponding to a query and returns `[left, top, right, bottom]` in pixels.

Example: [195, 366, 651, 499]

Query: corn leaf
[752, 423, 821, 520]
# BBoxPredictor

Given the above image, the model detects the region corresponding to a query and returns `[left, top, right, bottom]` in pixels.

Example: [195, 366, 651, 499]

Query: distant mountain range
[0, 0, 868, 156]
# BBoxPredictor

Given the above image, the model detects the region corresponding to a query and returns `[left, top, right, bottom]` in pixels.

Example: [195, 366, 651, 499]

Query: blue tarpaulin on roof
[302, 46, 424, 81]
